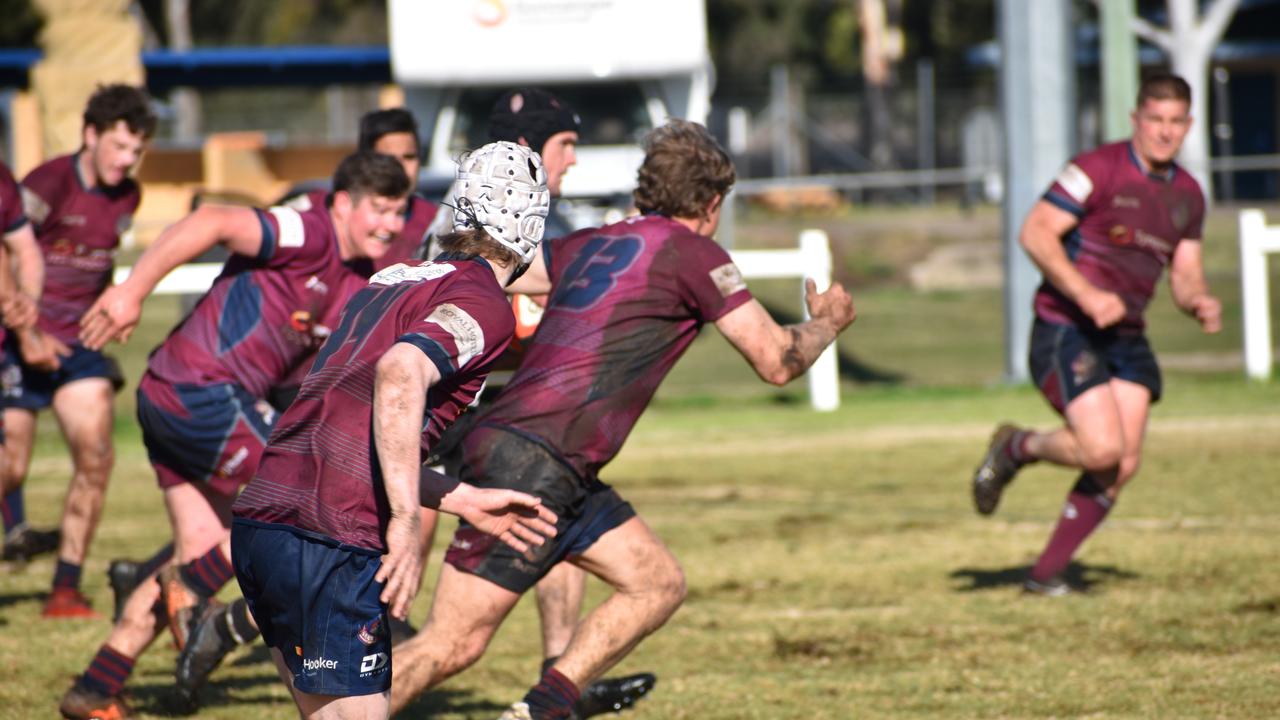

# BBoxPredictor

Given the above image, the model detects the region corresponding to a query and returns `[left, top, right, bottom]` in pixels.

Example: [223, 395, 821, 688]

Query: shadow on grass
[0, 590, 45, 610]
[948, 561, 1140, 593]
[758, 299, 904, 385]
[398, 689, 508, 718]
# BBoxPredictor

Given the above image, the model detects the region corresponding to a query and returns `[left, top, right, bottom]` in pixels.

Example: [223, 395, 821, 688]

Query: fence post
[799, 229, 839, 411]
[1240, 209, 1274, 380]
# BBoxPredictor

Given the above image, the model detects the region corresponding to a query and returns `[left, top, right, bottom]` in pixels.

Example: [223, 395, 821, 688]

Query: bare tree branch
[1131, 16, 1173, 50]
[1200, 0, 1242, 44]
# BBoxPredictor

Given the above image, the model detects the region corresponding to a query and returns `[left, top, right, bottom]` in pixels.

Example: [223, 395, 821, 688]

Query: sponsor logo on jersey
[360, 652, 389, 675]
[305, 275, 330, 295]
[20, 188, 50, 225]
[290, 310, 313, 332]
[303, 656, 339, 672]
[1055, 163, 1094, 204]
[1133, 230, 1173, 256]
[60, 214, 87, 227]
[371, 261, 455, 286]
[1170, 201, 1190, 230]
[357, 616, 385, 646]
[218, 446, 250, 478]
[1111, 195, 1140, 209]
[709, 262, 747, 298]
[427, 303, 485, 367]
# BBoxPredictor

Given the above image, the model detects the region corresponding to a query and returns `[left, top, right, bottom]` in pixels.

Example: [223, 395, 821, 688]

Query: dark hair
[633, 119, 735, 219]
[488, 88, 580, 156]
[435, 227, 521, 268]
[83, 84, 157, 139]
[1137, 73, 1191, 107]
[358, 108, 420, 153]
[332, 151, 411, 201]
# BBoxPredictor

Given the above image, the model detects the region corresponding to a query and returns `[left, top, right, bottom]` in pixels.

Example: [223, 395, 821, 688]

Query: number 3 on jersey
[552, 235, 642, 310]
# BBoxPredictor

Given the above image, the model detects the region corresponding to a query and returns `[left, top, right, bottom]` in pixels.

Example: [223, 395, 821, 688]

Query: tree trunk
[166, 0, 201, 142]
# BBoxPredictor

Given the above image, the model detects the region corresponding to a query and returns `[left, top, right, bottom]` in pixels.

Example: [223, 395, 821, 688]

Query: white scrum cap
[452, 141, 550, 264]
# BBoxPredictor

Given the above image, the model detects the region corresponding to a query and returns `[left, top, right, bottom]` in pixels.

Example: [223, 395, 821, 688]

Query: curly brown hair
[633, 119, 735, 220]
[83, 84, 156, 138]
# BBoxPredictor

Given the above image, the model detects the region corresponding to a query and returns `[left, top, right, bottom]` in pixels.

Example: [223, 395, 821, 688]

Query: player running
[970, 73, 1221, 595]
[388, 119, 857, 720]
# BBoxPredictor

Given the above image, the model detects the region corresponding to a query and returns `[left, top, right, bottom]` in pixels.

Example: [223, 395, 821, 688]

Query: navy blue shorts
[444, 425, 636, 594]
[231, 518, 392, 697]
[136, 374, 275, 496]
[1, 336, 124, 410]
[1029, 319, 1162, 415]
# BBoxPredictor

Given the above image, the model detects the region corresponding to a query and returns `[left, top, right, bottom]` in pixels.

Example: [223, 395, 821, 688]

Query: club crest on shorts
[1071, 350, 1099, 386]
[357, 615, 385, 646]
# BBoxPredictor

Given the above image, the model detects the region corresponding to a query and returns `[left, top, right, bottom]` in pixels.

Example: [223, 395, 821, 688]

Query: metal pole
[1100, 0, 1139, 142]
[1212, 66, 1235, 203]
[770, 64, 793, 177]
[999, 0, 1075, 383]
[917, 58, 936, 204]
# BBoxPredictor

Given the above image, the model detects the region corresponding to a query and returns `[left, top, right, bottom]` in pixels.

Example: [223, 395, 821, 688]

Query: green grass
[3, 204, 1280, 718]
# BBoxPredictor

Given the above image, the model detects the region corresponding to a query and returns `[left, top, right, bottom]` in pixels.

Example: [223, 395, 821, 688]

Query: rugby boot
[59, 681, 132, 719]
[43, 587, 101, 619]
[571, 673, 658, 719]
[3, 524, 61, 563]
[107, 560, 145, 622]
[496, 702, 534, 720]
[157, 566, 204, 651]
[1023, 573, 1074, 597]
[174, 600, 234, 712]
[972, 423, 1024, 516]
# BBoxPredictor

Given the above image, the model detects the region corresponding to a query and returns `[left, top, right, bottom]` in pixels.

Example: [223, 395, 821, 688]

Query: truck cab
[389, 0, 711, 228]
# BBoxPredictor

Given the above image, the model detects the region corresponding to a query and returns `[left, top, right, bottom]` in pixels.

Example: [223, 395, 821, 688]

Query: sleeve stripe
[1043, 190, 1086, 218]
[254, 208, 277, 262]
[397, 333, 457, 380]
[4, 215, 27, 234]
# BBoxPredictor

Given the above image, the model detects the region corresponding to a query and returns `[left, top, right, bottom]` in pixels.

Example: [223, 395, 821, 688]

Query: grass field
[2, 204, 1280, 718]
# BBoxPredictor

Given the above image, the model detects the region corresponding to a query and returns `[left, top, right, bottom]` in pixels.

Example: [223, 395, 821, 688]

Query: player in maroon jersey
[286, 107, 438, 272]
[57, 152, 410, 720]
[0, 159, 51, 564]
[0, 85, 155, 618]
[387, 120, 857, 720]
[971, 74, 1221, 596]
[231, 141, 558, 720]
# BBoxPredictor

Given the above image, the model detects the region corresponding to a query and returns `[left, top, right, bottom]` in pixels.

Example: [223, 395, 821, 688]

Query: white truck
[388, 0, 712, 225]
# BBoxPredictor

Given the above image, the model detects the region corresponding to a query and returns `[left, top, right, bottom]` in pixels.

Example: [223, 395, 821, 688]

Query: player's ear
[705, 194, 723, 219]
[82, 123, 100, 151]
[332, 189, 354, 218]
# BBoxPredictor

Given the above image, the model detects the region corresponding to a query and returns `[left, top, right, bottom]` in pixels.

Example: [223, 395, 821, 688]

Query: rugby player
[0, 159, 51, 563]
[2, 85, 154, 617]
[388, 119, 857, 720]
[58, 151, 409, 720]
[970, 73, 1221, 595]
[230, 140, 558, 720]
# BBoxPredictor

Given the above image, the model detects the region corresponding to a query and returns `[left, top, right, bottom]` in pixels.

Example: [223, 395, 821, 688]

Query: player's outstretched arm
[716, 278, 856, 386]
[419, 466, 558, 554]
[1169, 239, 1221, 333]
[373, 342, 435, 620]
[1020, 200, 1125, 328]
[79, 204, 264, 349]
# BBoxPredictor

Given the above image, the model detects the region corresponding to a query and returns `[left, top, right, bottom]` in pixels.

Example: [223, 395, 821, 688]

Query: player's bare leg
[50, 378, 115, 564]
[536, 562, 585, 657]
[41, 378, 113, 617]
[1024, 380, 1151, 594]
[549, 517, 684, 690]
[0, 407, 58, 564]
[389, 564, 522, 714]
[536, 559, 659, 718]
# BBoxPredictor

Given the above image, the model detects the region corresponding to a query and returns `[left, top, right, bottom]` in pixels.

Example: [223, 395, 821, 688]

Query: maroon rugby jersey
[22, 154, 140, 343]
[145, 202, 368, 399]
[1035, 141, 1205, 331]
[475, 214, 753, 481]
[233, 256, 515, 551]
[295, 188, 437, 271]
